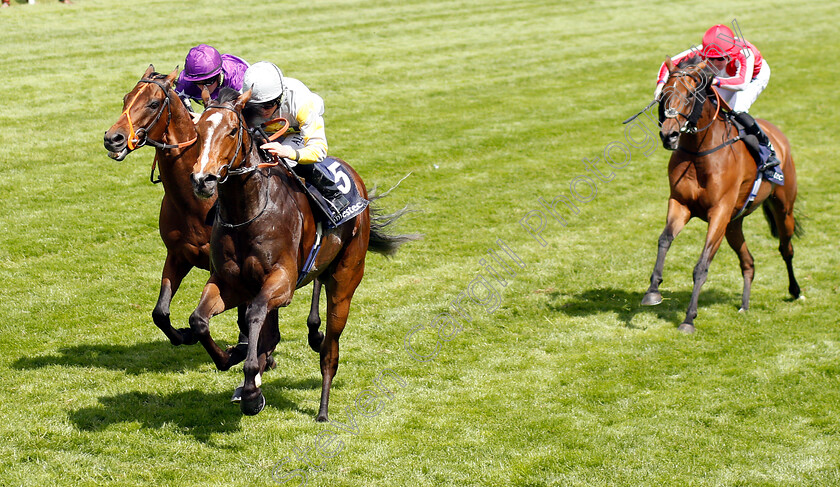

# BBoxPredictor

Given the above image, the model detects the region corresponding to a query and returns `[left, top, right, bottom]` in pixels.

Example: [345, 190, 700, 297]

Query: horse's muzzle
[191, 173, 218, 199]
[660, 130, 679, 151]
[104, 131, 129, 161]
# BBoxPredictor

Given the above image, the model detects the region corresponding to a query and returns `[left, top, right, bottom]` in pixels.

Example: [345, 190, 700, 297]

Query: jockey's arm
[292, 100, 328, 164]
[654, 47, 699, 98]
[713, 50, 754, 91]
[260, 99, 328, 164]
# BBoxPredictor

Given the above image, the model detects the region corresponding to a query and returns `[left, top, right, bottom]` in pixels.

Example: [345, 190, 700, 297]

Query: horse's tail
[761, 200, 805, 239]
[366, 175, 423, 257]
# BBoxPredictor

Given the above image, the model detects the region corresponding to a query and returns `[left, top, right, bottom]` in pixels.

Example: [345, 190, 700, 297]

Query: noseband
[121, 78, 197, 151]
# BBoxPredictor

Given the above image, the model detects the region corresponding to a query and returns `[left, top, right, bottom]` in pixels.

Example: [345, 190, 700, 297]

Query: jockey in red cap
[654, 24, 779, 170]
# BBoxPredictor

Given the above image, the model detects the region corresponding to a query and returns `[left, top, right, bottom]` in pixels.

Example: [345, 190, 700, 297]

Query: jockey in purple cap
[175, 44, 249, 122]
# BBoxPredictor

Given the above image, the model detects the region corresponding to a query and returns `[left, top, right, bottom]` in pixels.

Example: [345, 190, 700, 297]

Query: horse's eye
[228, 128, 238, 137]
[148, 100, 161, 110]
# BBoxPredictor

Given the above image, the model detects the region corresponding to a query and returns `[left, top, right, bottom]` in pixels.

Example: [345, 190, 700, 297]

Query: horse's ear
[665, 56, 676, 73]
[236, 89, 252, 111]
[201, 85, 212, 105]
[144, 64, 155, 78]
[165, 67, 179, 87]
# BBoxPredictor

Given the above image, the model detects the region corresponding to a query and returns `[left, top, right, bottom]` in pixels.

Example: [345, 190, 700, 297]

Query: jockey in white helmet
[241, 61, 328, 167]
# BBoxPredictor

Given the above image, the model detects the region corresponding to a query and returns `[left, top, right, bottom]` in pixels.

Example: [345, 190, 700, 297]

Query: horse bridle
[121, 78, 197, 151]
[201, 104, 256, 185]
[201, 104, 283, 228]
[659, 70, 715, 134]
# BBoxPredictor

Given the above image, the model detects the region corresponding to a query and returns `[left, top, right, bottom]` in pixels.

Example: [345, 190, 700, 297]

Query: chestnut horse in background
[103, 66, 324, 365]
[188, 88, 417, 418]
[641, 58, 802, 333]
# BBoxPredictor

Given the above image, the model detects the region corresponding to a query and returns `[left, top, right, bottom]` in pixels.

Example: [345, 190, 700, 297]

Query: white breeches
[718, 61, 771, 113]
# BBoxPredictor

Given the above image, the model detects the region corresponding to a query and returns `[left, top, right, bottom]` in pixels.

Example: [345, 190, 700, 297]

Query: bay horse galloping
[103, 66, 321, 365]
[641, 58, 802, 333]
[189, 88, 415, 418]
[104, 65, 212, 346]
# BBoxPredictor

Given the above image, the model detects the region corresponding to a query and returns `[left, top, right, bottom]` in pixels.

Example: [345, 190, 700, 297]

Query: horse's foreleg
[642, 199, 691, 306]
[153, 254, 193, 345]
[681, 209, 729, 333]
[307, 278, 324, 352]
[240, 271, 294, 416]
[187, 278, 240, 370]
[724, 218, 755, 311]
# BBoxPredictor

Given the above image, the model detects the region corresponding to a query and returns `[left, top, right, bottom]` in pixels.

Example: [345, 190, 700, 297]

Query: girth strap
[296, 222, 324, 287]
[677, 135, 741, 157]
[733, 171, 764, 221]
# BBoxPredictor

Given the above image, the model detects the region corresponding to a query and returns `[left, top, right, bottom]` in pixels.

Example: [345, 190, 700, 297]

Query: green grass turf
[1, 0, 839, 485]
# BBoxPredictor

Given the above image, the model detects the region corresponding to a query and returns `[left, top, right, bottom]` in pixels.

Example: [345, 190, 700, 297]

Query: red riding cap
[701, 24, 737, 58]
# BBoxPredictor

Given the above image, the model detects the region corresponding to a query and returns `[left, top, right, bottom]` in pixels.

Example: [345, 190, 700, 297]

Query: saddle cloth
[728, 114, 785, 186]
[302, 157, 369, 228]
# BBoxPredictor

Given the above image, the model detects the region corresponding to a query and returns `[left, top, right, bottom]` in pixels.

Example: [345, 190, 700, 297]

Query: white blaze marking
[198, 112, 224, 174]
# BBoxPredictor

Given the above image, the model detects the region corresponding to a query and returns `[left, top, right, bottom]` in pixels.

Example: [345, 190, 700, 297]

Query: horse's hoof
[678, 323, 696, 334]
[265, 353, 277, 370]
[231, 386, 243, 403]
[738, 307, 748, 313]
[315, 413, 329, 423]
[641, 292, 663, 306]
[241, 392, 265, 416]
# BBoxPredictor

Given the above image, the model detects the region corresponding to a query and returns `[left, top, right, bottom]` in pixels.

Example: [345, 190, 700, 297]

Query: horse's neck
[679, 96, 732, 157]
[156, 93, 203, 206]
[217, 148, 273, 225]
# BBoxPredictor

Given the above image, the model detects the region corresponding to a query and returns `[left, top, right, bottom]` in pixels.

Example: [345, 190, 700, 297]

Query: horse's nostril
[104, 132, 124, 145]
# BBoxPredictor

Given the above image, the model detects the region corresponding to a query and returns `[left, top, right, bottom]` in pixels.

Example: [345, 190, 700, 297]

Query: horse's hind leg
[642, 198, 691, 306]
[724, 218, 755, 312]
[318, 250, 366, 422]
[307, 278, 325, 352]
[153, 254, 193, 345]
[768, 193, 801, 299]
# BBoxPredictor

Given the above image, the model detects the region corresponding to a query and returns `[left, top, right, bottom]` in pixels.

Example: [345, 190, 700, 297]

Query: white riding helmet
[242, 61, 285, 104]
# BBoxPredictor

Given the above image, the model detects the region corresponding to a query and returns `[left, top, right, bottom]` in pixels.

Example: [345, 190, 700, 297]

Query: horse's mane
[674, 54, 716, 90]
[217, 87, 241, 104]
[676, 54, 703, 69]
[147, 72, 169, 81]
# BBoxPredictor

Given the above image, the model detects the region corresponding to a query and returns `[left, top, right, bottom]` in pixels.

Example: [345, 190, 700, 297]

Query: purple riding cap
[175, 44, 249, 103]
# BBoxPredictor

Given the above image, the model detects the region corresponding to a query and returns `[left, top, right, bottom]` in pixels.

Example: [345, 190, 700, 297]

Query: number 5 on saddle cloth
[252, 122, 368, 228]
[294, 158, 370, 228]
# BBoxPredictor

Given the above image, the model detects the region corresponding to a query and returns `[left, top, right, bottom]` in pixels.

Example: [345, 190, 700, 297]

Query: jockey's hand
[260, 142, 297, 161]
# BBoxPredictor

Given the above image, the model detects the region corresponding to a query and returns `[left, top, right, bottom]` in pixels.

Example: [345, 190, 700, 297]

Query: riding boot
[734, 111, 780, 171]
